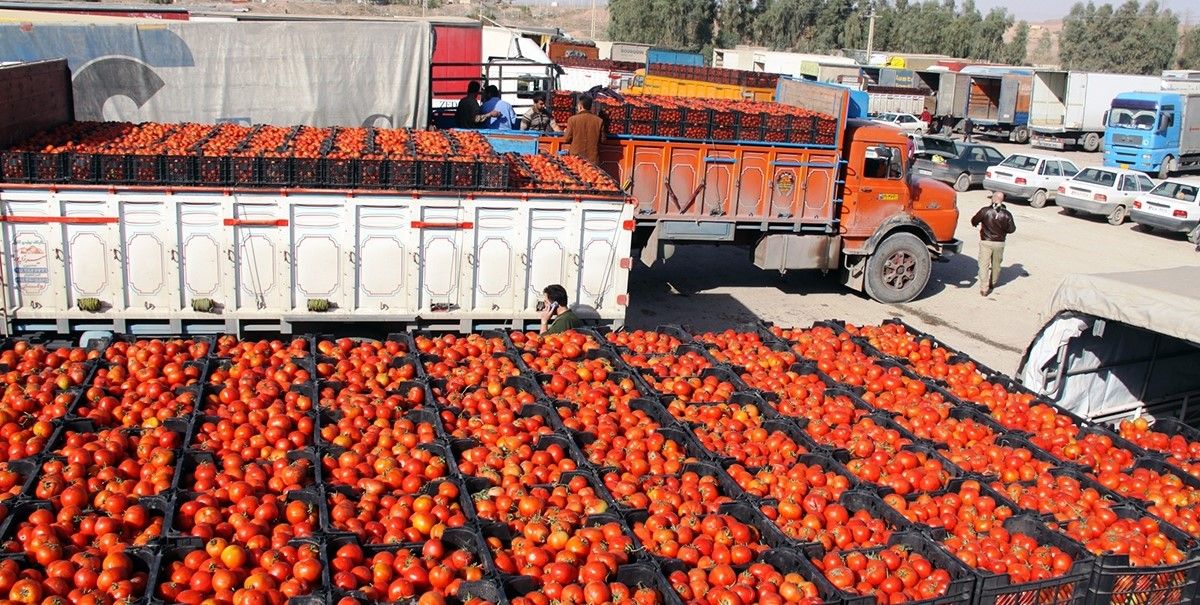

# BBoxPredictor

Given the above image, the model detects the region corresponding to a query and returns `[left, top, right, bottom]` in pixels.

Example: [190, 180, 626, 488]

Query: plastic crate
[230, 156, 259, 185]
[1, 151, 29, 182]
[29, 152, 67, 183]
[197, 156, 229, 185]
[130, 154, 164, 184]
[804, 530, 977, 605]
[260, 156, 292, 186]
[477, 160, 509, 190]
[323, 158, 356, 187]
[163, 155, 197, 185]
[446, 159, 477, 189]
[1142, 417, 1200, 462]
[96, 154, 130, 184]
[956, 514, 1096, 605]
[1082, 505, 1200, 605]
[292, 157, 322, 188]
[418, 158, 449, 189]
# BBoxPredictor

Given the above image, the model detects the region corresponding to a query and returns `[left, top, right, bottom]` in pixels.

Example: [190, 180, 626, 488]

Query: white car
[1130, 178, 1200, 244]
[872, 113, 928, 135]
[1055, 167, 1155, 225]
[982, 153, 1080, 208]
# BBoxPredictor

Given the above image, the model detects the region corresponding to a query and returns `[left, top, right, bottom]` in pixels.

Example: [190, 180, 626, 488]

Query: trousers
[978, 240, 1005, 291]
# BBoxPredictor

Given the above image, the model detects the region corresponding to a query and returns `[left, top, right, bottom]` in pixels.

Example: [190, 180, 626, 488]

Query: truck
[962, 67, 1034, 143]
[1104, 90, 1200, 178]
[799, 61, 863, 86]
[624, 64, 778, 101]
[0, 60, 633, 336]
[605, 41, 651, 64]
[1029, 70, 1161, 152]
[547, 39, 599, 62]
[535, 77, 963, 304]
[558, 59, 639, 92]
[645, 48, 705, 68]
[913, 70, 969, 135]
[864, 86, 927, 116]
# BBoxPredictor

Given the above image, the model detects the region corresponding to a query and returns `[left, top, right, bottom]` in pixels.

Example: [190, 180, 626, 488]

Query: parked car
[872, 112, 928, 135]
[1055, 167, 1155, 225]
[1130, 178, 1200, 243]
[911, 136, 1005, 192]
[983, 153, 1081, 208]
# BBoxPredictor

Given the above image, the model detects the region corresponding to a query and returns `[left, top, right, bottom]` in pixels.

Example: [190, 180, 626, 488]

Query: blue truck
[1104, 91, 1200, 178]
[645, 48, 704, 67]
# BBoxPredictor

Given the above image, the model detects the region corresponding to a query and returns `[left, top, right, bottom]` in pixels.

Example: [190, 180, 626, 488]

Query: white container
[0, 186, 634, 334]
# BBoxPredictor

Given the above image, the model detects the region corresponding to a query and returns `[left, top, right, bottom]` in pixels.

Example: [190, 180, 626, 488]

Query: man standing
[919, 108, 932, 127]
[481, 85, 517, 130]
[539, 284, 582, 335]
[971, 191, 1016, 296]
[520, 93, 560, 132]
[455, 81, 498, 129]
[963, 117, 975, 142]
[561, 95, 604, 164]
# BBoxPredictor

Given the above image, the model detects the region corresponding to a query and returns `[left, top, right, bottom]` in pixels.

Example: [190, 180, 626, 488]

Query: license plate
[918, 169, 932, 175]
[1120, 163, 1129, 169]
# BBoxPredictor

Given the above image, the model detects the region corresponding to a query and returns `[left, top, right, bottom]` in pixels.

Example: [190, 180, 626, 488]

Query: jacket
[562, 110, 605, 165]
[971, 203, 1016, 242]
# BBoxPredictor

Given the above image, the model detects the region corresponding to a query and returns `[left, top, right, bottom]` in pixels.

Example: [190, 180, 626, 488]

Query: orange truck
[517, 78, 962, 303]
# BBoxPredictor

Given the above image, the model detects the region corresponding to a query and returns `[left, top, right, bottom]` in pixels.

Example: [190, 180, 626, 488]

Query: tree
[608, 0, 716, 52]
[1059, 1, 1178, 74]
[1031, 28, 1055, 65]
[1002, 21, 1029, 65]
[1179, 27, 1200, 69]
[715, 0, 757, 48]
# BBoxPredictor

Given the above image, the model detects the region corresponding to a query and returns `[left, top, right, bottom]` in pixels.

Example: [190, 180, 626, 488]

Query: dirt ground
[623, 141, 1199, 375]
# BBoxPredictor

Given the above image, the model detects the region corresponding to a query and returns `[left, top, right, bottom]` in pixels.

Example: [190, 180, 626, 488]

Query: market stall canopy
[1019, 266, 1200, 425]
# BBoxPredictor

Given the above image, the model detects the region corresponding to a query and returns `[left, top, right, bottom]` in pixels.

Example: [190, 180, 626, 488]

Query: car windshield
[1149, 181, 1199, 203]
[999, 155, 1039, 171]
[878, 114, 897, 121]
[1108, 104, 1158, 131]
[1072, 168, 1118, 188]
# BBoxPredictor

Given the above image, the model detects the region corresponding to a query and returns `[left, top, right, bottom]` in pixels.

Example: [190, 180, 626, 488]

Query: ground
[621, 141, 1198, 375]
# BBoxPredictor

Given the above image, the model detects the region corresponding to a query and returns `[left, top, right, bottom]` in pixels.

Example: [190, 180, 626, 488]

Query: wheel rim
[956, 175, 969, 190]
[882, 250, 917, 290]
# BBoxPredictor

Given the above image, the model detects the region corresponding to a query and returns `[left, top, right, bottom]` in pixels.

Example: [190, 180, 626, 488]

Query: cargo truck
[530, 77, 963, 305]
[964, 68, 1033, 143]
[645, 48, 705, 67]
[1029, 71, 1161, 152]
[1104, 91, 1200, 178]
[914, 70, 968, 136]
[625, 64, 777, 101]
[0, 61, 632, 336]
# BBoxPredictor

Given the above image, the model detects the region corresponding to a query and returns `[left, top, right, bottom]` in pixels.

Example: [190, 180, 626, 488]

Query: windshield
[1108, 101, 1158, 130]
[1072, 168, 1118, 187]
[921, 138, 958, 155]
[1149, 181, 1198, 203]
[999, 155, 1039, 171]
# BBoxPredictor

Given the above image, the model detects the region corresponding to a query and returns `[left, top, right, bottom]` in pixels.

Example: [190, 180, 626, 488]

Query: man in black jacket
[971, 191, 1016, 296]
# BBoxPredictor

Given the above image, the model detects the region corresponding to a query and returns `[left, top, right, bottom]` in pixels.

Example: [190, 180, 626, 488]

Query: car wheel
[1107, 205, 1128, 226]
[953, 173, 970, 192]
[1030, 189, 1049, 208]
[1189, 225, 1200, 245]
[1159, 156, 1175, 180]
[864, 233, 932, 304]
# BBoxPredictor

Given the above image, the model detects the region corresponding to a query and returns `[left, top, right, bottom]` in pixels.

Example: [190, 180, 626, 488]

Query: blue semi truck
[1104, 91, 1200, 178]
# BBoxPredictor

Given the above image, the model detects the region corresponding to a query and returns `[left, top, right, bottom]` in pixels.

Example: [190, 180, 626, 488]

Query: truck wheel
[1082, 132, 1101, 152]
[1012, 127, 1030, 144]
[1159, 156, 1176, 180]
[1030, 189, 1049, 208]
[953, 173, 971, 192]
[864, 234, 931, 304]
[1107, 205, 1128, 225]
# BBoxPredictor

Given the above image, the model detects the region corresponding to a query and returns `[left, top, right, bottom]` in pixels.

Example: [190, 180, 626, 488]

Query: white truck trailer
[1030, 70, 1162, 152]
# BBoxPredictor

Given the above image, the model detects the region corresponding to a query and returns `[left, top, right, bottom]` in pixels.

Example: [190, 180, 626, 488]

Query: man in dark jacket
[455, 81, 498, 129]
[971, 191, 1017, 296]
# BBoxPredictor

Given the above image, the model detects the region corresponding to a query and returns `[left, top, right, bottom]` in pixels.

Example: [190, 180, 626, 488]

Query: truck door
[845, 143, 909, 238]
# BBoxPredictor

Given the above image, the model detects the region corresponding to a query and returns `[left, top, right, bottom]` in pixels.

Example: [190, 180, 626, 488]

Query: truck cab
[1105, 91, 1186, 178]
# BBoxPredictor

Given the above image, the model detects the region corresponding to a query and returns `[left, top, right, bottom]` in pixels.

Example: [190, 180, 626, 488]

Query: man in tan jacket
[562, 95, 605, 165]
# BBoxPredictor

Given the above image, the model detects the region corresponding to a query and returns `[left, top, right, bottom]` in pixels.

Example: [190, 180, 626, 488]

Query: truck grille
[1111, 134, 1144, 147]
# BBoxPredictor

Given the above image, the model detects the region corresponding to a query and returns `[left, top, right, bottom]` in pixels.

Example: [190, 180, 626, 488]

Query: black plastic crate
[258, 156, 291, 186]
[324, 158, 357, 187]
[1141, 417, 1200, 463]
[1, 150, 29, 182]
[803, 530, 977, 605]
[445, 159, 477, 189]
[959, 514, 1095, 605]
[127, 154, 163, 184]
[761, 488, 912, 552]
[477, 160, 509, 190]
[163, 154, 197, 185]
[728, 452, 863, 504]
[418, 158, 449, 189]
[290, 157, 322, 188]
[29, 152, 67, 183]
[1081, 504, 1200, 605]
[385, 158, 416, 189]
[358, 158, 387, 189]
[97, 153, 131, 184]
[196, 156, 229, 185]
[230, 155, 259, 185]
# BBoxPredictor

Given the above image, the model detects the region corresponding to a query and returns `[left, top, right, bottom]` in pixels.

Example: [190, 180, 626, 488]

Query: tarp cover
[1046, 266, 1200, 346]
[1019, 266, 1200, 421]
[0, 20, 431, 128]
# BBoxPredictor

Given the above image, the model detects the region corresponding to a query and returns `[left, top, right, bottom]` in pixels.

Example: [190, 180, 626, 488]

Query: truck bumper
[1030, 134, 1070, 150]
[1104, 148, 1156, 172]
[936, 239, 963, 256]
[1056, 193, 1118, 217]
[1129, 210, 1198, 234]
[983, 179, 1038, 200]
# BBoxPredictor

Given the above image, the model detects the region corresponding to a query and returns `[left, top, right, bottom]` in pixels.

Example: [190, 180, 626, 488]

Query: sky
[972, 0, 1198, 23]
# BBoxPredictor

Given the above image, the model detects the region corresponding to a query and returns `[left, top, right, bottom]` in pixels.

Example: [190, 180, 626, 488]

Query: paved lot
[624, 141, 1199, 375]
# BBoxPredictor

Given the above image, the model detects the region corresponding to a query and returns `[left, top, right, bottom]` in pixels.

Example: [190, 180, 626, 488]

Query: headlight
[1142, 154, 1152, 161]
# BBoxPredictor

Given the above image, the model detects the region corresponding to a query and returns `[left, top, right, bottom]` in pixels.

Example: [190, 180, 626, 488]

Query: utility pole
[590, 0, 597, 40]
[865, 1, 877, 65]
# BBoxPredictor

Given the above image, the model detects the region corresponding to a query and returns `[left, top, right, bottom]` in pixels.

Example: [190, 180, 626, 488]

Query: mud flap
[840, 254, 867, 292]
[638, 226, 676, 267]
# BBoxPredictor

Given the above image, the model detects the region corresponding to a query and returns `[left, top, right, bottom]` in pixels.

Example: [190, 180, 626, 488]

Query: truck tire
[1081, 132, 1101, 152]
[1159, 156, 1176, 180]
[953, 173, 971, 192]
[864, 233, 931, 304]
[1029, 189, 1049, 209]
[1011, 126, 1030, 144]
[1107, 205, 1128, 226]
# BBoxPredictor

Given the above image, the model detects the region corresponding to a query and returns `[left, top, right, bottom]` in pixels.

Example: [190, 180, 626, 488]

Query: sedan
[983, 153, 1080, 208]
[1130, 178, 1200, 243]
[1056, 167, 1155, 225]
[872, 113, 928, 135]
[911, 137, 1005, 192]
